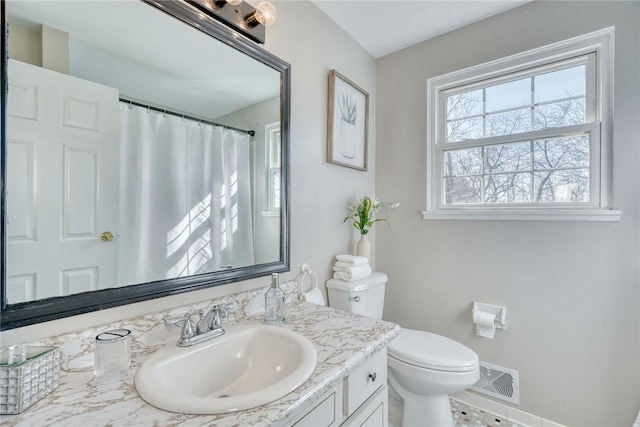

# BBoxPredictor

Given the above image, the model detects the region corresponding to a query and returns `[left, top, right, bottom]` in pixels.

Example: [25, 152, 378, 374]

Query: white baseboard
[451, 390, 566, 427]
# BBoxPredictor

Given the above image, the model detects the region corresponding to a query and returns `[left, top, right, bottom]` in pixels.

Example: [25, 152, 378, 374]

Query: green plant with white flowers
[343, 195, 399, 235]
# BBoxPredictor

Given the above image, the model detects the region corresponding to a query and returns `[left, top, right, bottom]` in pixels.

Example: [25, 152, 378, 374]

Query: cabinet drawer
[345, 349, 387, 415]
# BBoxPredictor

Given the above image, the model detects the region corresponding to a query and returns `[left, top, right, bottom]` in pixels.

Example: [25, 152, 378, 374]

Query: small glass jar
[93, 329, 131, 382]
[6, 344, 27, 365]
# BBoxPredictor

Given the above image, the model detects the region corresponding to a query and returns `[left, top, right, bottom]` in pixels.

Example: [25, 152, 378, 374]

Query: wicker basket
[0, 346, 60, 415]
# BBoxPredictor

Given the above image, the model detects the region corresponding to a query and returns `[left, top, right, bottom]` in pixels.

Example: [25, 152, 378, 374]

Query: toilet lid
[388, 328, 479, 372]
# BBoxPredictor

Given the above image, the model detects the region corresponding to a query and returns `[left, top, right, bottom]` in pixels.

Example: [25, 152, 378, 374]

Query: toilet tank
[326, 272, 387, 319]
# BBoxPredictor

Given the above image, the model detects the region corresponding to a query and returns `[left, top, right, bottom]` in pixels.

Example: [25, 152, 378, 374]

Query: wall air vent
[471, 361, 520, 404]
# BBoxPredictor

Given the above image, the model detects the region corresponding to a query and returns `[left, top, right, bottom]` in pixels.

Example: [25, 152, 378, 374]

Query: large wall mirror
[0, 0, 291, 330]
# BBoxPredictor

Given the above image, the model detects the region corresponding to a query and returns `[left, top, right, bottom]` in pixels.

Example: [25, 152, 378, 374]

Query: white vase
[339, 119, 357, 159]
[355, 234, 371, 261]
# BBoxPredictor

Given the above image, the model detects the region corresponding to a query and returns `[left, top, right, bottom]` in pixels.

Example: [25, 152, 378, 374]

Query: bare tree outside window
[426, 28, 617, 221]
[442, 64, 590, 205]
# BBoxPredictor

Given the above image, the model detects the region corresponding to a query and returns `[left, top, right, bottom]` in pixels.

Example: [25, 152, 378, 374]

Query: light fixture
[245, 2, 277, 27]
[189, 0, 276, 44]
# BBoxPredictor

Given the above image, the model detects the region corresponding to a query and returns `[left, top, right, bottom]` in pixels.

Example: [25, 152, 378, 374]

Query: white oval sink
[135, 323, 317, 414]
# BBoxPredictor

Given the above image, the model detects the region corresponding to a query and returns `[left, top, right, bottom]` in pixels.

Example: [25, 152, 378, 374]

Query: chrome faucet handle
[181, 315, 195, 339]
[218, 302, 236, 315]
[210, 308, 222, 330]
[208, 302, 235, 330]
[165, 313, 195, 339]
[219, 302, 237, 317]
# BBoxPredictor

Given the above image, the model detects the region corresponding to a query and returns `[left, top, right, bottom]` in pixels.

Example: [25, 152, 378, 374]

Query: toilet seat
[388, 328, 479, 373]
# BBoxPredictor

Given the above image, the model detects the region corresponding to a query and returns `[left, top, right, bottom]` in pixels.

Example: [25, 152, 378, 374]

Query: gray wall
[376, 1, 640, 425]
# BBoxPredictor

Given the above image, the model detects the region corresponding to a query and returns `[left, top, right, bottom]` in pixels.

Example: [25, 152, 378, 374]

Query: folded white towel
[335, 254, 369, 266]
[334, 261, 369, 270]
[332, 264, 372, 281]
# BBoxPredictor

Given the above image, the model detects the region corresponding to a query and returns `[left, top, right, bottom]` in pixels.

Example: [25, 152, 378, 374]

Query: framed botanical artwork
[327, 70, 369, 171]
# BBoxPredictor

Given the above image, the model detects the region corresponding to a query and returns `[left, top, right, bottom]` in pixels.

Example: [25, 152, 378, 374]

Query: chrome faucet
[166, 302, 235, 347]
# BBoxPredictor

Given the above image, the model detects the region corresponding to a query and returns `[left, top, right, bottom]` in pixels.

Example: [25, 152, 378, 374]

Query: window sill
[261, 210, 280, 218]
[422, 208, 621, 222]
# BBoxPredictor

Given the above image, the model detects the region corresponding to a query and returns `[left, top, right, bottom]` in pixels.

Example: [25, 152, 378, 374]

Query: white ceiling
[312, 0, 532, 58]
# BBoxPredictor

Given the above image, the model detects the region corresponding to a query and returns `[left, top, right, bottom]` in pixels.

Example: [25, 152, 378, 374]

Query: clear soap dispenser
[264, 273, 285, 325]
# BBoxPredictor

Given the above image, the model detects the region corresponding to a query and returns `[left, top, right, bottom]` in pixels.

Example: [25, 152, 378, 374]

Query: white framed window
[424, 27, 620, 221]
[265, 122, 281, 214]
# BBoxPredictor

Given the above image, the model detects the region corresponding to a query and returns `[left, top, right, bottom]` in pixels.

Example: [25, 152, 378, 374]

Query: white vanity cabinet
[288, 349, 388, 427]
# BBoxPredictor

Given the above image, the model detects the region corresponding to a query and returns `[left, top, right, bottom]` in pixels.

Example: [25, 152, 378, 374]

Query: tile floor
[451, 399, 515, 427]
[389, 395, 515, 427]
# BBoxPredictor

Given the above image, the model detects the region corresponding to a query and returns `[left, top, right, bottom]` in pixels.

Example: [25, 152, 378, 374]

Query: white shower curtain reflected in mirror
[118, 103, 254, 286]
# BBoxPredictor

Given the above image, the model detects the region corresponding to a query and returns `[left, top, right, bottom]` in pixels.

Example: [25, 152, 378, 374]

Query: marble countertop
[2, 300, 399, 426]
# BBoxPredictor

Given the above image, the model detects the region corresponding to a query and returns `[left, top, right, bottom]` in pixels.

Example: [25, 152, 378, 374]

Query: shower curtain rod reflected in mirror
[119, 98, 256, 137]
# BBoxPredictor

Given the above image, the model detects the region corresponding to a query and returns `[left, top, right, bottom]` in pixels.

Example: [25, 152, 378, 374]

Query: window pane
[534, 98, 585, 129]
[534, 169, 589, 203]
[486, 108, 531, 136]
[446, 117, 483, 142]
[484, 173, 532, 204]
[444, 176, 482, 204]
[446, 90, 483, 120]
[535, 65, 585, 104]
[270, 131, 281, 167]
[533, 135, 589, 170]
[486, 78, 530, 113]
[443, 147, 482, 177]
[484, 141, 531, 173]
[270, 169, 281, 209]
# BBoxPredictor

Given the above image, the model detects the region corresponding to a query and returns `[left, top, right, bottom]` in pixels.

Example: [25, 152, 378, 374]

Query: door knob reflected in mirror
[101, 231, 115, 242]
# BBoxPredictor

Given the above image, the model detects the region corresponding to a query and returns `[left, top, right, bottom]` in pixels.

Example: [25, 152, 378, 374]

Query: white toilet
[326, 272, 479, 427]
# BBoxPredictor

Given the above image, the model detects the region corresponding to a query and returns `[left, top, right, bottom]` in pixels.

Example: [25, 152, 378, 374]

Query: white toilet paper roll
[473, 310, 495, 326]
[473, 311, 496, 339]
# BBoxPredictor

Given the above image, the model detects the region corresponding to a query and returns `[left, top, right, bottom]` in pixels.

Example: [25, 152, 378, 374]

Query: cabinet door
[343, 385, 388, 427]
[287, 383, 344, 427]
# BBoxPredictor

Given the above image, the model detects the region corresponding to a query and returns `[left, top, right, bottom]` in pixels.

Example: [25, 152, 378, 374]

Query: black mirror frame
[0, 0, 291, 330]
